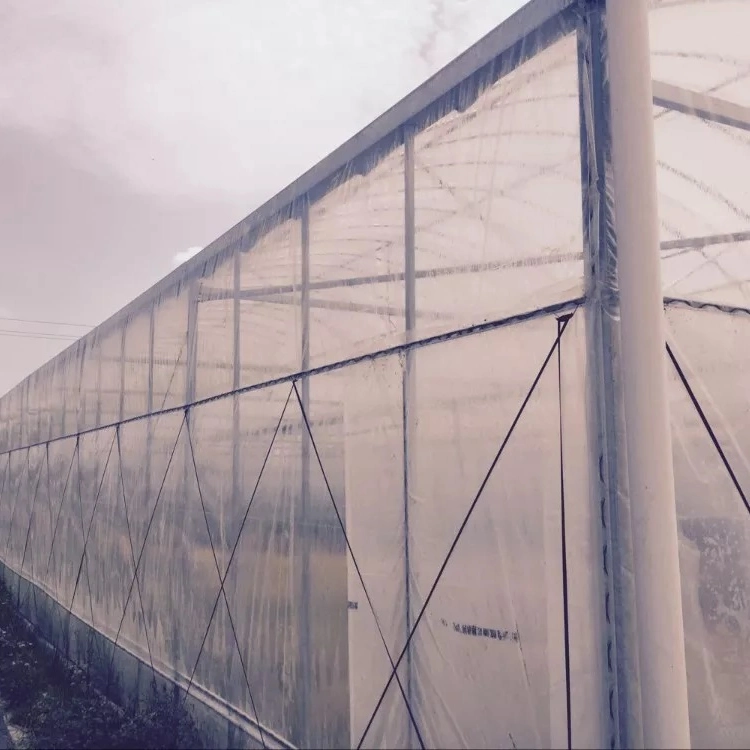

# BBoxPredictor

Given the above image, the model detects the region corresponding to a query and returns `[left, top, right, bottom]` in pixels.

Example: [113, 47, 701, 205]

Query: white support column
[232, 247, 241, 512]
[96, 340, 103, 429]
[186, 281, 199, 408]
[606, 2, 690, 747]
[119, 327, 126, 423]
[145, 305, 155, 505]
[402, 124, 416, 741]
[299, 201, 312, 745]
[148, 307, 155, 416]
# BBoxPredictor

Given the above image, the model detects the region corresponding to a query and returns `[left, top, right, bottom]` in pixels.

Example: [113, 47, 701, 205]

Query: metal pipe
[402, 123, 416, 740]
[607, 2, 690, 746]
[577, 5, 636, 746]
[299, 200, 312, 744]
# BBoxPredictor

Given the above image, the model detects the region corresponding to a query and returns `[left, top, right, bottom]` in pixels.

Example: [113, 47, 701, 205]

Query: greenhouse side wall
[650, 0, 750, 748]
[0, 1, 623, 748]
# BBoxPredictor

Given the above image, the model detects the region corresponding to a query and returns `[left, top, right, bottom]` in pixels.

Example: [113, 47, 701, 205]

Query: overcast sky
[0, 0, 524, 395]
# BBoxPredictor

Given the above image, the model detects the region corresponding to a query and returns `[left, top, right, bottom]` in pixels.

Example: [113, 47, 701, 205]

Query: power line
[0, 316, 94, 329]
[0, 330, 80, 342]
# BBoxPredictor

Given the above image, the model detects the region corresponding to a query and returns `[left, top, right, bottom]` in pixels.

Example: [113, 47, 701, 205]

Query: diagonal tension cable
[115, 425, 156, 681]
[357, 314, 573, 749]
[75, 440, 97, 627]
[0, 454, 11, 509]
[292, 381, 426, 750]
[46, 438, 79, 581]
[185, 413, 267, 750]
[666, 343, 750, 515]
[69, 430, 116, 618]
[19, 449, 46, 576]
[182, 384, 294, 735]
[107, 413, 187, 682]
[4, 450, 30, 556]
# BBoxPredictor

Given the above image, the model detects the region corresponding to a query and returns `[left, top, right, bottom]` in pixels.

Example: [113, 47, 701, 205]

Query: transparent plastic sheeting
[0, 13, 608, 748]
[0, 0, 750, 747]
[666, 304, 750, 750]
[650, 0, 750, 307]
[0, 311, 607, 749]
[0, 23, 585, 453]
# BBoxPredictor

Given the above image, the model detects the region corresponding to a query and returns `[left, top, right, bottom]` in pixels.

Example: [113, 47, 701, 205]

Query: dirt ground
[0, 579, 201, 750]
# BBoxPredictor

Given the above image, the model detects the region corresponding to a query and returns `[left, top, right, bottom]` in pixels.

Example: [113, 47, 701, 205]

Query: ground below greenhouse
[0, 579, 202, 750]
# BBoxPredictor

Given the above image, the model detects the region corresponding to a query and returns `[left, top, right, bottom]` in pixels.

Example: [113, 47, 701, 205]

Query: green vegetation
[0, 579, 201, 750]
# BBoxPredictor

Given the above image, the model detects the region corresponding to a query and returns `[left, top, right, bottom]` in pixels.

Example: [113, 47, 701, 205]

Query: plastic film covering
[649, 0, 750, 307]
[0, 3, 617, 748]
[665, 304, 750, 749]
[648, 1, 750, 747]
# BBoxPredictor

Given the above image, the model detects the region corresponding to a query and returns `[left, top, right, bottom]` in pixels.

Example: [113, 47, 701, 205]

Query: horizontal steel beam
[652, 80, 750, 133]
[237, 293, 454, 321]
[200, 251, 584, 300]
[660, 230, 750, 252]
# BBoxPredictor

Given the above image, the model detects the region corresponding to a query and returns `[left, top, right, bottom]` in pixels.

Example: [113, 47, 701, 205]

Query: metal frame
[653, 80, 750, 133]
[577, 5, 623, 747]
[1, 1, 739, 747]
[298, 202, 312, 743]
[402, 123, 416, 742]
[1, 0, 579, 400]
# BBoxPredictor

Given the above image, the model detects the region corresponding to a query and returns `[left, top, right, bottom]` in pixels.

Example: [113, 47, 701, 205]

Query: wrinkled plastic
[1, 1, 749, 748]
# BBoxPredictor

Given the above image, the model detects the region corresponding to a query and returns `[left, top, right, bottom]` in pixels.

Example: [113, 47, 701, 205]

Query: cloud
[0, 0, 524, 201]
[172, 246, 203, 267]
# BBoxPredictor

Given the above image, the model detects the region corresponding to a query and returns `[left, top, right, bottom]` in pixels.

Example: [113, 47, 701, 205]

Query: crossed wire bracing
[3, 300, 750, 749]
[0, 305, 581, 749]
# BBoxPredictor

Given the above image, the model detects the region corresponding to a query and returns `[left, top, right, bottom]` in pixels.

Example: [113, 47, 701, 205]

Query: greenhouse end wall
[2, 1, 750, 748]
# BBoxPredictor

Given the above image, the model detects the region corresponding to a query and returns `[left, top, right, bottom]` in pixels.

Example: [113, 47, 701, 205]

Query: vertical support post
[186, 279, 199, 469]
[35, 375, 42, 445]
[299, 199, 312, 745]
[577, 4, 641, 748]
[148, 307, 155, 415]
[232, 247, 241, 509]
[145, 305, 155, 505]
[60, 359, 67, 439]
[180, 277, 200, 667]
[77, 343, 87, 434]
[119, 326, 126, 423]
[186, 282, 199, 408]
[606, 2, 690, 747]
[402, 123, 416, 739]
[228, 246, 242, 691]
[95, 339, 103, 429]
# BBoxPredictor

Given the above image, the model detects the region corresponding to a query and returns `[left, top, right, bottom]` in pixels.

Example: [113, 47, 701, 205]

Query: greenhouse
[1, 0, 750, 747]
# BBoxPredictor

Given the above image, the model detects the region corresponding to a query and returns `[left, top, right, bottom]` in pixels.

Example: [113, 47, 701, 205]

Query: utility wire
[0, 316, 94, 328]
[0, 330, 81, 341]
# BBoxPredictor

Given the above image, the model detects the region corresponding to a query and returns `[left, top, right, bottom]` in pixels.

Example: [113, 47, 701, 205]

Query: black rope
[115, 425, 156, 681]
[0, 298, 585, 458]
[107, 413, 186, 681]
[75, 435, 97, 628]
[19, 449, 46, 575]
[45, 437, 79, 579]
[69, 430, 116, 619]
[181, 384, 293, 728]
[557, 315, 573, 750]
[666, 343, 750, 515]
[15, 450, 45, 615]
[185, 412, 267, 750]
[356, 314, 573, 748]
[0, 453, 10, 502]
[4, 450, 30, 556]
[292, 381, 426, 750]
